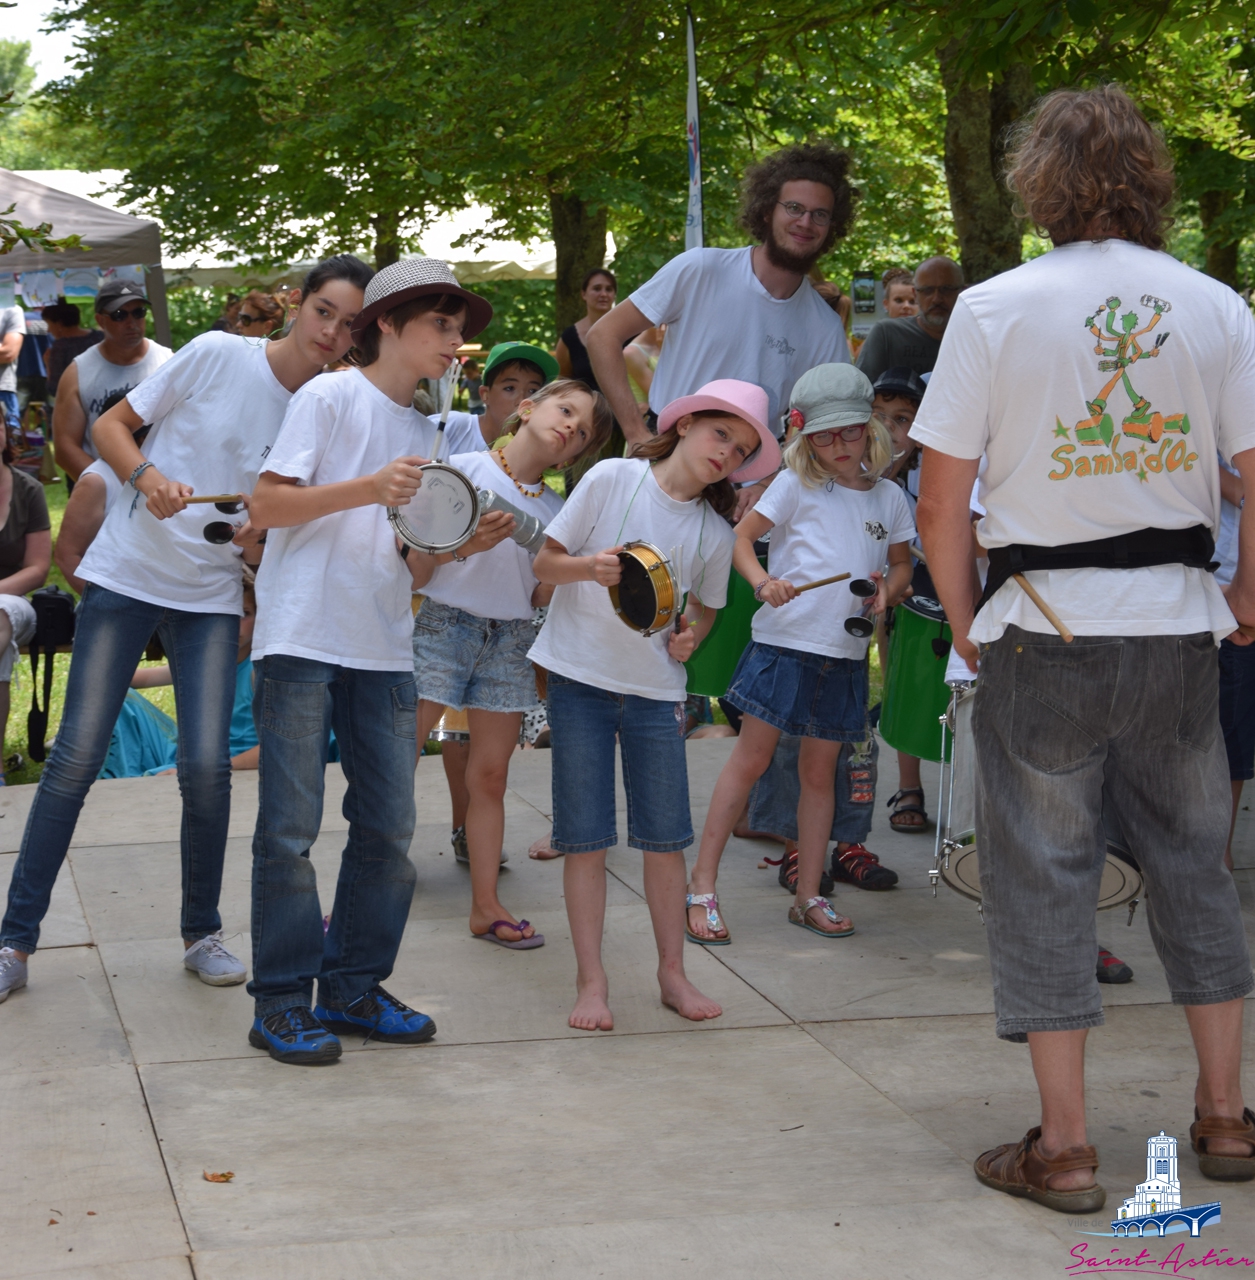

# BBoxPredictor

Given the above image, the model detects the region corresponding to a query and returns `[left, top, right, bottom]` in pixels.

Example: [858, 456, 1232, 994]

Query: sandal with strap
[685, 892, 731, 946]
[886, 787, 929, 833]
[974, 1125, 1105, 1214]
[1191, 1107, 1255, 1181]
[831, 843, 899, 891]
[788, 895, 855, 938]
[774, 848, 835, 896]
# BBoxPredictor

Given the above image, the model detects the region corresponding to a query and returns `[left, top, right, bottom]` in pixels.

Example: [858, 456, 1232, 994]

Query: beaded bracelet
[128, 461, 154, 488]
[753, 575, 777, 601]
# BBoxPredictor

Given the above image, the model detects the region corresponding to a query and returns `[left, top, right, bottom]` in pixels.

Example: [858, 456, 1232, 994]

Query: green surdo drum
[880, 596, 953, 763]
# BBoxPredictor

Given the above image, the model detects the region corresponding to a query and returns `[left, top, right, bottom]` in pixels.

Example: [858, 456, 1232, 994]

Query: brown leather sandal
[974, 1125, 1106, 1213]
[1190, 1108, 1255, 1181]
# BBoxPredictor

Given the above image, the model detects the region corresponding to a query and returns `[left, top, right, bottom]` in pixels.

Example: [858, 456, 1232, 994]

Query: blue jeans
[1, 584, 238, 952]
[0, 390, 18, 439]
[248, 654, 418, 1017]
[748, 733, 878, 844]
[547, 673, 691, 853]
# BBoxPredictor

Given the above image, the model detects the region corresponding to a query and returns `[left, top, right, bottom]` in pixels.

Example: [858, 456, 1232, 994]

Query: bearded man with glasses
[856, 257, 964, 385]
[53, 281, 171, 482]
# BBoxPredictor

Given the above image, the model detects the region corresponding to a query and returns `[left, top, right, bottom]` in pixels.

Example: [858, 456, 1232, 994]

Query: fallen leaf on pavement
[203, 1171, 235, 1183]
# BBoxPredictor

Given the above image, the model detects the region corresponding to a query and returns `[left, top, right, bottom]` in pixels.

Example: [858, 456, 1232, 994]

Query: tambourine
[388, 463, 548, 557]
[610, 541, 680, 635]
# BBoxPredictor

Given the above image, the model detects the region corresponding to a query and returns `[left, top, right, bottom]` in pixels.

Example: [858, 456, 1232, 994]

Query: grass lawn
[5, 467, 175, 786]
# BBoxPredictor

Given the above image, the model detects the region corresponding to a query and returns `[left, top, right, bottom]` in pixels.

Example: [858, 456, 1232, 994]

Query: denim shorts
[974, 626, 1252, 1043]
[547, 673, 692, 853]
[724, 641, 868, 742]
[748, 732, 878, 843]
[1219, 636, 1255, 781]
[412, 599, 538, 713]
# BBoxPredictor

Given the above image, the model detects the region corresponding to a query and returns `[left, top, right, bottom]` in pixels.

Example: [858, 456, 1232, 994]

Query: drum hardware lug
[977, 901, 985, 923]
[1127, 896, 1140, 926]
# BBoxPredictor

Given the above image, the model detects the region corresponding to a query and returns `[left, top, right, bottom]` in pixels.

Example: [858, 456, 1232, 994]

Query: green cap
[482, 341, 559, 385]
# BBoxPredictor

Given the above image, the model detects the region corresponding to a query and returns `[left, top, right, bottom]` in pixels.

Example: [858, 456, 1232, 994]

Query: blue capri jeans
[1, 583, 239, 952]
[548, 673, 692, 854]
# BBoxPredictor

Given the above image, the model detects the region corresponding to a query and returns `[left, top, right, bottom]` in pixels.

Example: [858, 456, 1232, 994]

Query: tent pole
[145, 264, 171, 347]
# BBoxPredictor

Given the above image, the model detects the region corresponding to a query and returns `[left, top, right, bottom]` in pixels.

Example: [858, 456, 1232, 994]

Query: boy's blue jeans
[247, 654, 418, 1018]
[0, 584, 238, 953]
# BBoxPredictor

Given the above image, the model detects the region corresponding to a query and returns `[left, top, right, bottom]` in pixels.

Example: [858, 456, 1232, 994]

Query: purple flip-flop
[475, 919, 545, 950]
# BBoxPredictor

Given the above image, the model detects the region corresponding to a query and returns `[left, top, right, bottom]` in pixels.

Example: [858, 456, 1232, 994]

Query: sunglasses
[102, 305, 148, 322]
[809, 423, 868, 446]
[237, 313, 267, 327]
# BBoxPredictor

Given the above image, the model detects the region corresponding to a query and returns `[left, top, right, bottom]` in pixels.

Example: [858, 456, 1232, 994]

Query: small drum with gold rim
[610, 541, 681, 635]
[428, 705, 470, 744]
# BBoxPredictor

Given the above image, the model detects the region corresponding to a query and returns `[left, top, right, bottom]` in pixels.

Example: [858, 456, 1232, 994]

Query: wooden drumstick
[793, 571, 852, 594]
[185, 494, 245, 505]
[910, 543, 927, 563]
[1013, 573, 1073, 643]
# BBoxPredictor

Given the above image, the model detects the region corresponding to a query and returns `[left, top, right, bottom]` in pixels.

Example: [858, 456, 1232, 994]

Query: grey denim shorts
[412, 599, 539, 713]
[972, 626, 1252, 1042]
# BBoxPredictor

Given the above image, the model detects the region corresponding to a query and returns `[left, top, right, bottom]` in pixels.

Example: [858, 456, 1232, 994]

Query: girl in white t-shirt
[531, 379, 780, 1032]
[689, 364, 914, 943]
[0, 255, 373, 1002]
[408, 379, 612, 949]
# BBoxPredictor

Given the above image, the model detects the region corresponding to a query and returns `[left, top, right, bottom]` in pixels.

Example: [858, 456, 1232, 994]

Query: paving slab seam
[76, 856, 198, 1274]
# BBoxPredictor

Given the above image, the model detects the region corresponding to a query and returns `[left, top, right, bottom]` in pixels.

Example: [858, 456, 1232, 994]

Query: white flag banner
[685, 7, 703, 250]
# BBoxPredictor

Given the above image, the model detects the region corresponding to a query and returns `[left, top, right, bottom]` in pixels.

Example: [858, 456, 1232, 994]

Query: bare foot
[569, 979, 614, 1031]
[659, 971, 723, 1021]
[685, 887, 728, 942]
[469, 908, 535, 942]
[796, 898, 854, 935]
[1045, 1164, 1100, 1192]
[529, 833, 564, 861]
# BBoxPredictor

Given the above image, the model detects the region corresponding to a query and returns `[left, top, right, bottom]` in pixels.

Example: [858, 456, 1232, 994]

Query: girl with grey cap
[687, 364, 915, 942]
[245, 257, 495, 1066]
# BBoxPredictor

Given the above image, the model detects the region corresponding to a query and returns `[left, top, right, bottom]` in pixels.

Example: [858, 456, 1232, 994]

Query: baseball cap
[873, 366, 927, 404]
[95, 280, 149, 313]
[788, 364, 874, 435]
[350, 256, 493, 343]
[483, 341, 559, 385]
[656, 379, 781, 484]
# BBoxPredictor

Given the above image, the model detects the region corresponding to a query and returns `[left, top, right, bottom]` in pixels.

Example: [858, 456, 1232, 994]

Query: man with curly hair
[587, 143, 856, 457]
[915, 84, 1255, 1214]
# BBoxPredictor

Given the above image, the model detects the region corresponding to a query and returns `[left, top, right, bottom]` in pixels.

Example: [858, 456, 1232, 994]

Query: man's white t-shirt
[424, 411, 490, 459]
[420, 451, 562, 620]
[529, 459, 735, 700]
[1216, 456, 1241, 588]
[629, 247, 850, 427]
[909, 240, 1255, 643]
[252, 368, 425, 670]
[79, 457, 123, 510]
[80, 333, 292, 615]
[753, 470, 915, 660]
[0, 306, 25, 394]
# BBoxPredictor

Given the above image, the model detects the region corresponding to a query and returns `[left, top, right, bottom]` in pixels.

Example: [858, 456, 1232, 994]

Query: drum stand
[930, 681, 979, 915]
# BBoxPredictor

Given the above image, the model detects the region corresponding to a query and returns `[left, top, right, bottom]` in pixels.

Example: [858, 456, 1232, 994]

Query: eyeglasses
[102, 305, 148, 322]
[915, 285, 962, 299]
[777, 200, 833, 228]
[810, 423, 868, 446]
[237, 313, 266, 327]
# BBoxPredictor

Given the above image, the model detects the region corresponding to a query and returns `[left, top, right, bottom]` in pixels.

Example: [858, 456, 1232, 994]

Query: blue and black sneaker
[248, 1006, 342, 1066]
[314, 985, 437, 1045]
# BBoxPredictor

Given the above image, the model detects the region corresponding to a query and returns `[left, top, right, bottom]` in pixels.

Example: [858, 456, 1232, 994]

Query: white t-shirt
[529, 458, 735, 700]
[79, 333, 291, 615]
[420, 451, 563, 620]
[0, 306, 25, 393]
[1216, 456, 1241, 588]
[79, 457, 123, 510]
[629, 247, 850, 427]
[252, 368, 425, 670]
[909, 240, 1255, 643]
[425, 411, 491, 459]
[753, 470, 915, 660]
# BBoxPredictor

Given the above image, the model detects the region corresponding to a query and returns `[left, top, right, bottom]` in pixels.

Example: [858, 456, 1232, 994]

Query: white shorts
[0, 594, 38, 682]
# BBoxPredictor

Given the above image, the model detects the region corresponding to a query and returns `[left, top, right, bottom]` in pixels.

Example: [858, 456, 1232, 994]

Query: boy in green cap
[433, 341, 559, 454]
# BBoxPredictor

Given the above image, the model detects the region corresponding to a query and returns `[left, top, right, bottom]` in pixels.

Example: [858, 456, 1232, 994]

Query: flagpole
[685, 5, 703, 250]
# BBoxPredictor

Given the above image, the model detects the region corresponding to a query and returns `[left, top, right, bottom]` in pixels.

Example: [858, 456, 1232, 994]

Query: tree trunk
[938, 45, 1028, 283]
[1199, 189, 1239, 288]
[549, 188, 608, 336]
[372, 208, 401, 269]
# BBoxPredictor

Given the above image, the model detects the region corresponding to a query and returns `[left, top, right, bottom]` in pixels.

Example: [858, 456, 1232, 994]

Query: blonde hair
[503, 377, 612, 463]
[783, 418, 893, 487]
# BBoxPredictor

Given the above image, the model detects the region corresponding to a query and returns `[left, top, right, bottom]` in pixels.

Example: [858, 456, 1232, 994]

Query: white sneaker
[0, 946, 28, 1002]
[183, 933, 247, 986]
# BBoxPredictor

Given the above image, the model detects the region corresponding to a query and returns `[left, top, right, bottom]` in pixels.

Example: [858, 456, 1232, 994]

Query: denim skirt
[724, 641, 867, 742]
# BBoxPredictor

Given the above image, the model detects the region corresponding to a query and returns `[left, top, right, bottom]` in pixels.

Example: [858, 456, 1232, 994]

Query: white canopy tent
[0, 168, 171, 344]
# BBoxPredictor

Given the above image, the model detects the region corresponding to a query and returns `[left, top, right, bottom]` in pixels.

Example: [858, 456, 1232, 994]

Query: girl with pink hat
[530, 379, 779, 1031]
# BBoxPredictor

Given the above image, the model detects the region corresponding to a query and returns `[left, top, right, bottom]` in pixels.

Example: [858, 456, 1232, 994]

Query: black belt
[977, 525, 1217, 614]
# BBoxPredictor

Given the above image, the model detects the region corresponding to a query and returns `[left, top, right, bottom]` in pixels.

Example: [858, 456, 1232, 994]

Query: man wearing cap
[429, 341, 558, 457]
[585, 142, 856, 450]
[54, 281, 171, 482]
[856, 257, 964, 385]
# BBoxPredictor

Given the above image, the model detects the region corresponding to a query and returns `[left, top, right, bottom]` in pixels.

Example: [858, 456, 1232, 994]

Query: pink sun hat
[656, 379, 781, 484]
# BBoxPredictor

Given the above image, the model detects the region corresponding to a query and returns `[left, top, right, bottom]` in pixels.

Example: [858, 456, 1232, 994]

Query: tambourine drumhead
[389, 463, 480, 554]
[900, 595, 947, 623]
[940, 843, 1143, 911]
[610, 541, 679, 635]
